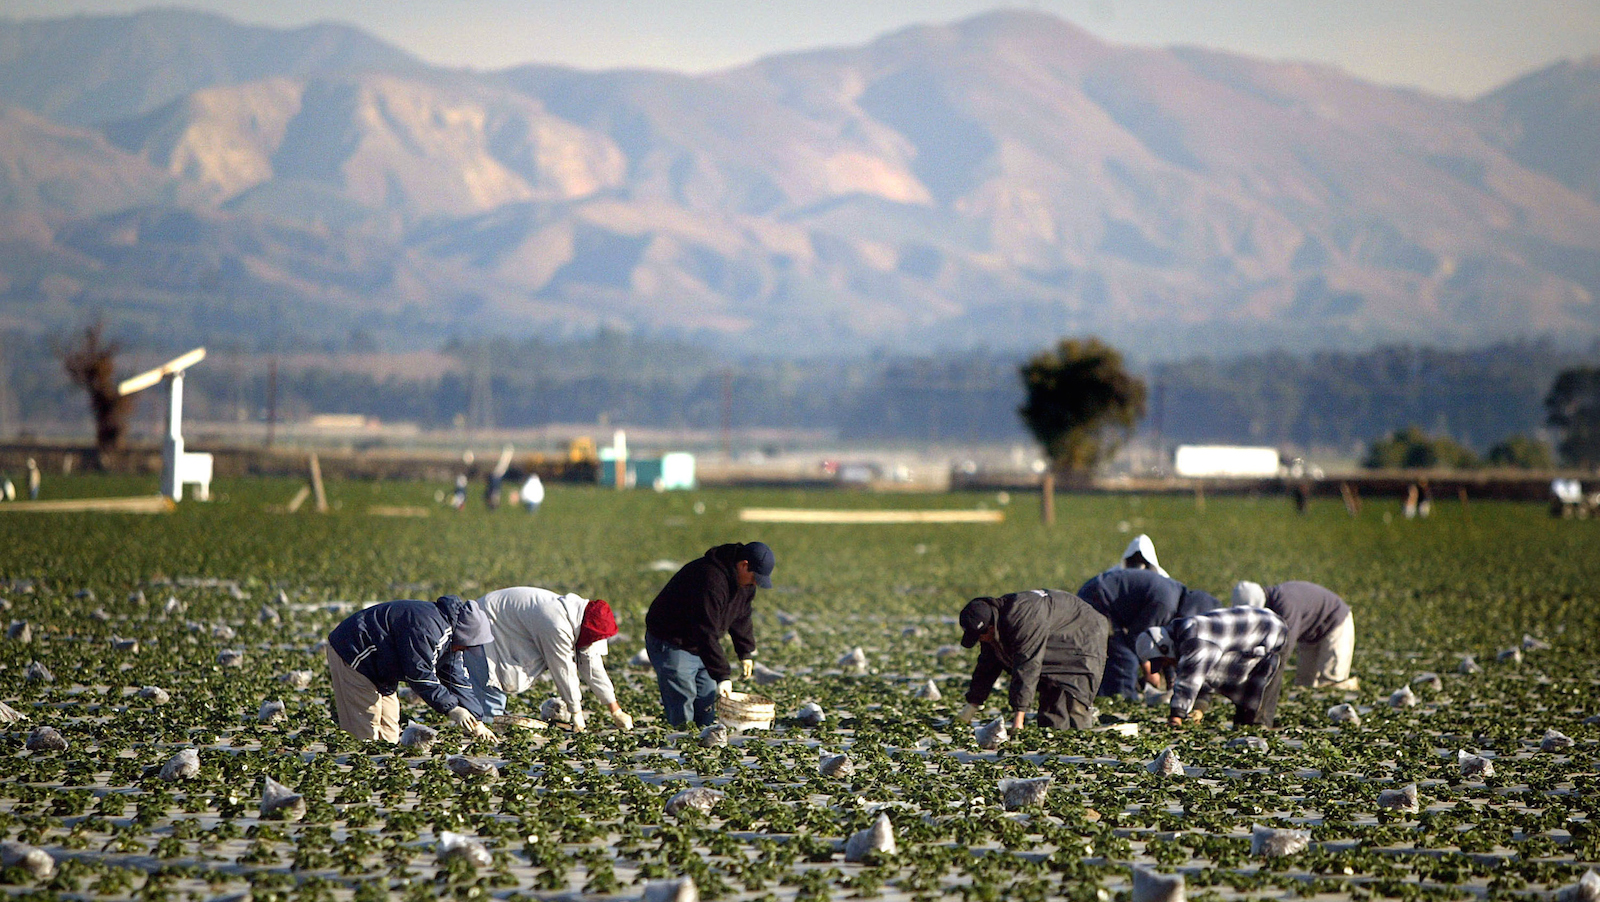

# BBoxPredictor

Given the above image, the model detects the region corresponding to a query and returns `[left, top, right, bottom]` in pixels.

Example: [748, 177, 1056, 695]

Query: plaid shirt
[1168, 607, 1288, 718]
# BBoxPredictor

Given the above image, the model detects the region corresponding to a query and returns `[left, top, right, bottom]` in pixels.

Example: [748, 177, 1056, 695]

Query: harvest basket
[716, 691, 775, 731]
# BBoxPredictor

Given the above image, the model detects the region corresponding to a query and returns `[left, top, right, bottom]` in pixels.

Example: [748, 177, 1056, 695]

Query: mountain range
[1, 9, 1598, 360]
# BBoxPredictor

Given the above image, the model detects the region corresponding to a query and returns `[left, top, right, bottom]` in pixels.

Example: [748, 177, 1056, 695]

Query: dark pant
[645, 632, 718, 727]
[1098, 632, 1141, 699]
[1037, 678, 1095, 729]
[1233, 655, 1285, 727]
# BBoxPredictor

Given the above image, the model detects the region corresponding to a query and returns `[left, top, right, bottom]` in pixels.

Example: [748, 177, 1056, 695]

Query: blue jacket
[328, 596, 482, 716]
[1076, 568, 1186, 634]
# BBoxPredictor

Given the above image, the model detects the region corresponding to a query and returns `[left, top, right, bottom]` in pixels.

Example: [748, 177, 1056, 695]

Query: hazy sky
[8, 0, 1600, 98]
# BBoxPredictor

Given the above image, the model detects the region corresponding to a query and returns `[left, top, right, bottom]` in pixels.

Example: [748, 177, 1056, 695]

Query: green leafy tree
[1486, 434, 1553, 469]
[1545, 367, 1600, 467]
[1018, 338, 1147, 473]
[1363, 426, 1480, 470]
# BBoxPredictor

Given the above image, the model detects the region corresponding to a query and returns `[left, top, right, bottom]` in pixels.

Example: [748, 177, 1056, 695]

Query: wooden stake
[1340, 482, 1360, 516]
[309, 453, 328, 513]
[1041, 471, 1055, 526]
[285, 485, 311, 514]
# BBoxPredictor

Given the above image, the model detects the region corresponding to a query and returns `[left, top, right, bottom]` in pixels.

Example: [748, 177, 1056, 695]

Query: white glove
[447, 707, 498, 742]
[611, 708, 634, 730]
[740, 658, 754, 681]
[716, 680, 734, 697]
[956, 703, 980, 724]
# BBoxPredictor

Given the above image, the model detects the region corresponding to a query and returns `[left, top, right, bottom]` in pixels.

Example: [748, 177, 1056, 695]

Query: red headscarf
[576, 599, 618, 649]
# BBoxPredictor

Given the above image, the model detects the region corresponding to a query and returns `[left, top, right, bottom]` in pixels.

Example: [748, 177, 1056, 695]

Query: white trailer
[1173, 445, 1282, 478]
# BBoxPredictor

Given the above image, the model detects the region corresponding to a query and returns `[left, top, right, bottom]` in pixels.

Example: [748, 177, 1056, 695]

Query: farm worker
[1232, 580, 1358, 690]
[461, 587, 632, 731]
[325, 595, 498, 743]
[954, 589, 1110, 731]
[644, 542, 775, 727]
[1114, 533, 1170, 577]
[26, 458, 40, 500]
[521, 473, 544, 513]
[1076, 568, 1190, 699]
[1135, 605, 1289, 728]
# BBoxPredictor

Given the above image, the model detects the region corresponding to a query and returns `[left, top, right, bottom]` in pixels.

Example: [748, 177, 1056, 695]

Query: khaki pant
[326, 646, 400, 742]
[1296, 612, 1358, 689]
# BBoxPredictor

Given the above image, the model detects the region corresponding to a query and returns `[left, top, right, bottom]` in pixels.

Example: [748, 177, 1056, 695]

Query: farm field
[0, 477, 1597, 902]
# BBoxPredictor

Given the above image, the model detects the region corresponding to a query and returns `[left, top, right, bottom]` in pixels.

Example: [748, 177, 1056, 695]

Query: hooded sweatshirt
[327, 596, 482, 716]
[644, 543, 758, 681]
[1266, 581, 1351, 646]
[477, 587, 616, 731]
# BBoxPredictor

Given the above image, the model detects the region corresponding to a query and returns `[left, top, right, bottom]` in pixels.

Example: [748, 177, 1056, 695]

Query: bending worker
[326, 595, 498, 742]
[956, 589, 1110, 731]
[463, 587, 633, 731]
[1232, 580, 1358, 690]
[644, 542, 775, 727]
[1076, 567, 1216, 699]
[1135, 604, 1289, 728]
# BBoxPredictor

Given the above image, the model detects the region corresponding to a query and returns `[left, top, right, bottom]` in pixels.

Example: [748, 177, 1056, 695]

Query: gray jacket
[965, 589, 1111, 713]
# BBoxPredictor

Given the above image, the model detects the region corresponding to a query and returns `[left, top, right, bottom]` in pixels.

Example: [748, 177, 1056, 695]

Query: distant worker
[1232, 580, 1358, 690]
[955, 589, 1110, 731]
[1076, 568, 1191, 699]
[1114, 533, 1170, 577]
[521, 473, 545, 514]
[325, 595, 497, 743]
[26, 458, 40, 500]
[644, 542, 775, 727]
[463, 587, 632, 731]
[1135, 604, 1289, 728]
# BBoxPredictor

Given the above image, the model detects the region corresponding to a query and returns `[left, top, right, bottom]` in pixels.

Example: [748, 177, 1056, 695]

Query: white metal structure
[1173, 445, 1282, 478]
[117, 348, 212, 502]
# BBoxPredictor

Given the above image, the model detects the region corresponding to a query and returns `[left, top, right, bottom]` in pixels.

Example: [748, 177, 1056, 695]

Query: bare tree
[60, 320, 136, 467]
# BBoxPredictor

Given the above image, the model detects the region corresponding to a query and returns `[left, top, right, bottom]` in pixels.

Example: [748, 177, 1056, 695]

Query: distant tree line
[1150, 340, 1595, 456]
[7, 327, 1598, 462]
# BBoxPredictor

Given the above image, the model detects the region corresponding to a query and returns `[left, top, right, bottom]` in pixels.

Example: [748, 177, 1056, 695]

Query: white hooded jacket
[476, 587, 616, 730]
[1114, 534, 1171, 578]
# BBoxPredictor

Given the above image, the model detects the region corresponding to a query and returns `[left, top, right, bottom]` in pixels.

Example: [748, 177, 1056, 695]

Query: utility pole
[721, 369, 733, 461]
[265, 356, 278, 448]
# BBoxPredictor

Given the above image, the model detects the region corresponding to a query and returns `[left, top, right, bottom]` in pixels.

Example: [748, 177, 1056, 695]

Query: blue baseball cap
[742, 542, 776, 589]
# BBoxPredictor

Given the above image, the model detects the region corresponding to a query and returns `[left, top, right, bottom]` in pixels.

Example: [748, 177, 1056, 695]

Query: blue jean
[462, 645, 508, 718]
[646, 632, 718, 727]
[1098, 631, 1142, 700]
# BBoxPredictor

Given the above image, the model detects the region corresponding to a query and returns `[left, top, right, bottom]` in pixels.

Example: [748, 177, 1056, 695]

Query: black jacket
[965, 589, 1110, 713]
[644, 544, 758, 681]
[327, 596, 481, 716]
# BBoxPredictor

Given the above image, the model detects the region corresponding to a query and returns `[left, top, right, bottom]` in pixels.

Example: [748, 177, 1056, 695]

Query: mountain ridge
[0, 9, 1597, 359]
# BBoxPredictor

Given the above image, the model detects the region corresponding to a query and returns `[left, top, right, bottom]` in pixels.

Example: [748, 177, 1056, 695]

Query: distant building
[598, 450, 696, 490]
